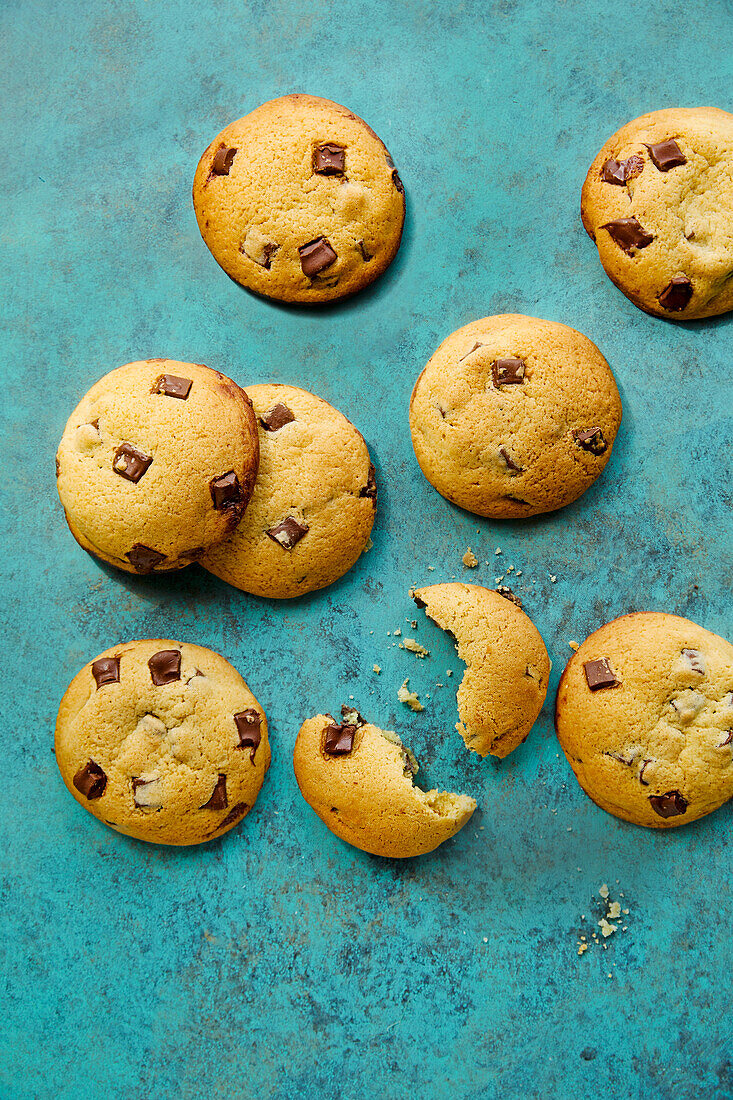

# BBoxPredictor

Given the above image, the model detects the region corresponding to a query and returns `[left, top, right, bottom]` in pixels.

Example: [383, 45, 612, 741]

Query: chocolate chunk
[584, 658, 620, 691]
[359, 463, 377, 502]
[299, 237, 337, 277]
[153, 374, 192, 400]
[646, 140, 686, 172]
[92, 656, 120, 689]
[573, 427, 607, 455]
[391, 168, 404, 194]
[113, 442, 153, 483]
[125, 544, 166, 573]
[313, 142, 345, 175]
[681, 648, 705, 674]
[600, 154, 644, 185]
[234, 709, 262, 760]
[211, 146, 237, 175]
[266, 516, 309, 550]
[341, 704, 365, 727]
[357, 240, 373, 262]
[492, 358, 526, 387]
[73, 759, 107, 800]
[649, 789, 688, 818]
[148, 649, 181, 686]
[214, 801, 248, 831]
[496, 585, 522, 608]
[323, 722, 357, 755]
[658, 276, 693, 312]
[260, 403, 295, 432]
[601, 217, 654, 255]
[202, 774, 228, 810]
[499, 446, 523, 472]
[210, 471, 242, 511]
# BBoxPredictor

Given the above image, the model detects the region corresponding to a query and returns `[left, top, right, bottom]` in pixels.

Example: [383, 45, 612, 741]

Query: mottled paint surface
[2, 1, 732, 1097]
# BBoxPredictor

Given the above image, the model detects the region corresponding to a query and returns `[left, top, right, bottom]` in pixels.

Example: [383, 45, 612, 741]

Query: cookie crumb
[495, 547, 501, 555]
[577, 943, 589, 955]
[569, 640, 579, 651]
[394, 628, 402, 636]
[401, 638, 430, 658]
[598, 918, 617, 938]
[397, 678, 424, 712]
[599, 883, 609, 899]
[607, 901, 621, 919]
[363, 537, 373, 551]
[372, 664, 381, 674]
[462, 548, 478, 568]
[446, 669, 453, 677]
[550, 575, 557, 583]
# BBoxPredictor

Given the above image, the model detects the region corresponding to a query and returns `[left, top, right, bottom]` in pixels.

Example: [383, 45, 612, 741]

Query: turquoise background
[2, 0, 733, 1097]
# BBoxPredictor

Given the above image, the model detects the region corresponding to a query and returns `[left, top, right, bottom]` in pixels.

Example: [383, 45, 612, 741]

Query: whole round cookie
[56, 359, 259, 574]
[412, 583, 550, 758]
[555, 613, 733, 829]
[581, 107, 733, 320]
[55, 640, 270, 845]
[192, 94, 405, 304]
[409, 315, 622, 518]
[201, 384, 376, 598]
[293, 707, 476, 858]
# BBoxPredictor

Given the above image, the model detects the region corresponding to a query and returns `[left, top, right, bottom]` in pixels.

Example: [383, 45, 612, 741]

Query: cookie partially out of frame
[55, 639, 270, 845]
[201, 384, 376, 599]
[413, 583, 550, 758]
[409, 315, 621, 519]
[556, 613, 733, 828]
[581, 107, 733, 320]
[193, 94, 405, 304]
[293, 709, 475, 858]
[56, 359, 259, 574]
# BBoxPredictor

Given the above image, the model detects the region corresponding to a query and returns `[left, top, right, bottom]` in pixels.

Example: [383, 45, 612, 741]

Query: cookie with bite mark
[555, 613, 733, 828]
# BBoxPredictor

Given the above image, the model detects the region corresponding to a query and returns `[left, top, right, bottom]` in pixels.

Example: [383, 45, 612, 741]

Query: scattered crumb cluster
[577, 883, 630, 957]
[397, 678, 424, 712]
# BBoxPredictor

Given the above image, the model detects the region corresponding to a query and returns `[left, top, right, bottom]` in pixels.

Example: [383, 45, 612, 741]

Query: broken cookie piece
[412, 582, 550, 758]
[293, 713, 475, 857]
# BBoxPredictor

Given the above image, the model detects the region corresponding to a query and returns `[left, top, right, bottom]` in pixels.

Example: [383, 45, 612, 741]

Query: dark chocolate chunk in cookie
[323, 722, 357, 755]
[234, 709, 262, 760]
[202, 774, 228, 810]
[584, 658, 620, 691]
[148, 649, 181, 686]
[499, 446, 523, 472]
[658, 276, 693, 312]
[573, 427, 607, 455]
[266, 517, 309, 550]
[600, 154, 644, 185]
[299, 237, 337, 277]
[113, 443, 153, 483]
[646, 140, 686, 172]
[210, 471, 242, 511]
[492, 358, 525, 387]
[125, 544, 166, 573]
[313, 143, 345, 175]
[601, 217, 654, 254]
[649, 789, 688, 818]
[92, 656, 120, 689]
[73, 759, 107, 800]
[260, 403, 295, 431]
[211, 146, 237, 175]
[153, 374, 192, 400]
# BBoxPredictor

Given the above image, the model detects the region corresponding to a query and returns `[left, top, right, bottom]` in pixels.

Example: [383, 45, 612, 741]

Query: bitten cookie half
[56, 359, 259, 574]
[581, 107, 733, 320]
[412, 583, 550, 758]
[192, 94, 405, 304]
[556, 613, 733, 828]
[293, 708, 476, 858]
[409, 315, 622, 519]
[201, 384, 376, 599]
[55, 640, 270, 845]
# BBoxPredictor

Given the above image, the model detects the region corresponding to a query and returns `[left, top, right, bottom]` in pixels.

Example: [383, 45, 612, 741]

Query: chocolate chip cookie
[413, 583, 550, 758]
[55, 640, 270, 845]
[192, 94, 405, 303]
[293, 708, 475, 858]
[409, 315, 622, 518]
[201, 384, 376, 598]
[556, 613, 733, 828]
[56, 359, 259, 574]
[581, 107, 733, 319]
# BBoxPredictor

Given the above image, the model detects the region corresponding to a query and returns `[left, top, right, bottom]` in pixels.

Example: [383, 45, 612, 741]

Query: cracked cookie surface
[192, 94, 405, 304]
[413, 583, 550, 758]
[56, 359, 259, 574]
[555, 613, 733, 828]
[55, 640, 270, 845]
[409, 315, 621, 518]
[581, 107, 733, 320]
[293, 711, 475, 857]
[201, 384, 376, 598]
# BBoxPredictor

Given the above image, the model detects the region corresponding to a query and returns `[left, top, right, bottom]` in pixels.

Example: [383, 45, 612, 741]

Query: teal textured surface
[2, 1, 733, 1098]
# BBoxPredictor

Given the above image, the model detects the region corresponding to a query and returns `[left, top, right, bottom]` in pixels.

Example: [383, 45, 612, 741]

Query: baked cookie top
[293, 708, 475, 858]
[201, 383, 376, 599]
[55, 640, 270, 845]
[56, 359, 259, 574]
[409, 315, 622, 519]
[581, 107, 733, 320]
[413, 583, 550, 758]
[556, 613, 733, 828]
[192, 94, 405, 304]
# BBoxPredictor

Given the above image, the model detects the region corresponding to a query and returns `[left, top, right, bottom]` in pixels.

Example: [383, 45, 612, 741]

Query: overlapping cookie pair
[55, 360, 376, 598]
